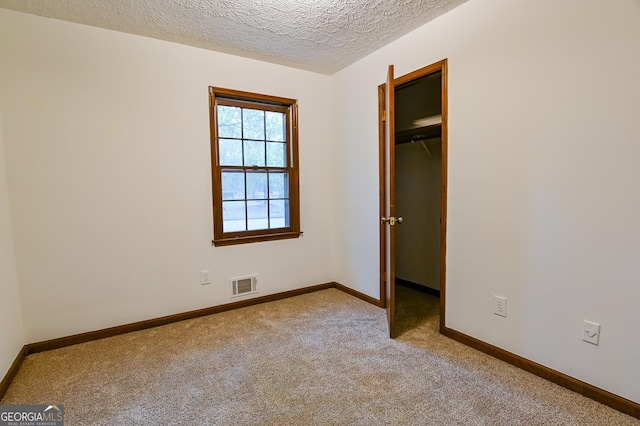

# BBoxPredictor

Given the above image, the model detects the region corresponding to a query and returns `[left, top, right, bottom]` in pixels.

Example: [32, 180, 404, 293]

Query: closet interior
[394, 71, 443, 301]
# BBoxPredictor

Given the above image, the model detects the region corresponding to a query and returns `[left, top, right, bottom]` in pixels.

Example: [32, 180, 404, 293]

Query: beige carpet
[2, 286, 638, 425]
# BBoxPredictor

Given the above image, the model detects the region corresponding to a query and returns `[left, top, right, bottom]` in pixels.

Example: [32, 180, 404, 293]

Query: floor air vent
[231, 275, 257, 297]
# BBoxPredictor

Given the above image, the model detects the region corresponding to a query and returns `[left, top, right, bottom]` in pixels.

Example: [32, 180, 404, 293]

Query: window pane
[247, 200, 268, 231]
[244, 140, 265, 167]
[243, 109, 265, 140]
[266, 142, 286, 167]
[269, 172, 289, 198]
[223, 201, 246, 232]
[219, 139, 243, 166]
[246, 171, 268, 200]
[218, 106, 242, 139]
[265, 111, 285, 142]
[269, 199, 289, 228]
[221, 170, 245, 201]
[211, 89, 299, 246]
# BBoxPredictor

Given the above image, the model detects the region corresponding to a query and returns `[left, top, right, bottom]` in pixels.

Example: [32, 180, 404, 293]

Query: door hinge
[382, 110, 386, 122]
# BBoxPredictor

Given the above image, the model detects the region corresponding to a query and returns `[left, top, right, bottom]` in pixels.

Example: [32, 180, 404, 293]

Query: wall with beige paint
[395, 140, 441, 290]
[332, 0, 640, 403]
[0, 111, 25, 379]
[0, 9, 335, 343]
[1, 0, 640, 406]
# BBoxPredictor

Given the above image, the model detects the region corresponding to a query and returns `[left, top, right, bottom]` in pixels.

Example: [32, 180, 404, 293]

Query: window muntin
[210, 88, 300, 246]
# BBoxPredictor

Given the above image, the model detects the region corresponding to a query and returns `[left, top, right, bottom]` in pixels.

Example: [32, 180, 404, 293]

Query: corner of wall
[0, 106, 27, 380]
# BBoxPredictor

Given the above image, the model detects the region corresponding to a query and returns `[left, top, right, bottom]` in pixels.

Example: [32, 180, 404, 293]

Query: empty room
[0, 0, 639, 424]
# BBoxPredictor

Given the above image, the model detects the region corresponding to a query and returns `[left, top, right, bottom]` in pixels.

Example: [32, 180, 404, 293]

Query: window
[209, 87, 301, 246]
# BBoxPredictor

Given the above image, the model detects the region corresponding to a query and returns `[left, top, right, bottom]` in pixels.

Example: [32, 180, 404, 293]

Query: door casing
[378, 59, 448, 335]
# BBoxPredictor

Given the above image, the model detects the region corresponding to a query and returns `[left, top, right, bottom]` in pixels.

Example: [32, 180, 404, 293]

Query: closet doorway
[378, 60, 448, 338]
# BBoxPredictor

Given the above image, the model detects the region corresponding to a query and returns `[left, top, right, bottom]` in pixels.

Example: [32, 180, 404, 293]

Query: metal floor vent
[231, 275, 257, 297]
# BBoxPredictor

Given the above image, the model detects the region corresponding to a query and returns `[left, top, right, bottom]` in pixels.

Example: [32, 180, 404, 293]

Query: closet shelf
[412, 114, 442, 128]
[395, 114, 442, 145]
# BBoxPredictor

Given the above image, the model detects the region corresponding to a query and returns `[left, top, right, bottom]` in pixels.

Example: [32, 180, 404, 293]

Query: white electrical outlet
[493, 296, 507, 317]
[583, 320, 600, 345]
[200, 270, 211, 285]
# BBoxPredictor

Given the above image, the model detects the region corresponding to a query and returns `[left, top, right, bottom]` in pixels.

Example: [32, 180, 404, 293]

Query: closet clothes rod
[395, 121, 442, 145]
[408, 134, 441, 142]
[407, 133, 437, 158]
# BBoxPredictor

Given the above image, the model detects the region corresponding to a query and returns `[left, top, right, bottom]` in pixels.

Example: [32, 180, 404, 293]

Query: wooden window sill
[213, 231, 302, 247]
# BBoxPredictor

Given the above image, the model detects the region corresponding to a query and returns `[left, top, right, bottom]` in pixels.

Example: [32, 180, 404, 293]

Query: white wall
[332, 0, 640, 403]
[0, 9, 335, 343]
[2, 0, 639, 405]
[395, 140, 441, 290]
[0, 110, 25, 379]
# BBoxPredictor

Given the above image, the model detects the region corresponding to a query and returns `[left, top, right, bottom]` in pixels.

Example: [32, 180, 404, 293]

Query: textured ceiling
[0, 0, 467, 74]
